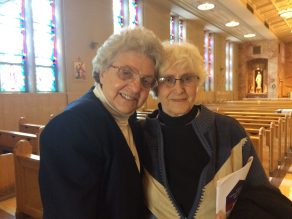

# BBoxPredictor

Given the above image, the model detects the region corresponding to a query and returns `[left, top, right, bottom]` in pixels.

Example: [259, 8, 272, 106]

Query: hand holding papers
[216, 156, 254, 217]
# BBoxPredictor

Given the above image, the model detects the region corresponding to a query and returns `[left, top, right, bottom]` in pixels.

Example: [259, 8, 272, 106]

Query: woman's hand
[215, 211, 226, 219]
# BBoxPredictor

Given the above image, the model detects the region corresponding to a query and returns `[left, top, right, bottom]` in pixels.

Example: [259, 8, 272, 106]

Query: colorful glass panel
[32, 0, 57, 92]
[35, 66, 56, 92]
[129, 0, 139, 28]
[113, 0, 124, 33]
[0, 0, 26, 92]
[204, 31, 214, 91]
[170, 16, 175, 43]
[178, 19, 184, 42]
[0, 64, 26, 92]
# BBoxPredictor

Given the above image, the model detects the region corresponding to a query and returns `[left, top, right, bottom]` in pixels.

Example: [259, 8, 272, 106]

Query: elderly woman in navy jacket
[39, 27, 163, 219]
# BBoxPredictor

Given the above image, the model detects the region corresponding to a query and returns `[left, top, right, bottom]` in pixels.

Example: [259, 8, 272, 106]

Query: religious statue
[255, 71, 262, 93]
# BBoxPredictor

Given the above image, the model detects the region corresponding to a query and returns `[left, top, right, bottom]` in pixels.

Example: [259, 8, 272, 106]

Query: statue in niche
[255, 70, 262, 93]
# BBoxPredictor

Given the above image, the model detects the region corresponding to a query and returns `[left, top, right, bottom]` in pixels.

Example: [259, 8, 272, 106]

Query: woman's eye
[165, 77, 174, 83]
[121, 69, 133, 77]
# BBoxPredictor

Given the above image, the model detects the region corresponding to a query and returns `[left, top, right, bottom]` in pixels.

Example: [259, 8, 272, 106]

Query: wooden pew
[210, 100, 292, 112]
[219, 112, 284, 151]
[245, 127, 269, 176]
[0, 130, 40, 155]
[14, 140, 43, 219]
[221, 111, 292, 159]
[0, 153, 15, 201]
[234, 117, 283, 150]
[246, 127, 265, 161]
[241, 122, 278, 175]
[136, 111, 151, 120]
[209, 102, 292, 151]
[220, 111, 291, 155]
[18, 117, 44, 135]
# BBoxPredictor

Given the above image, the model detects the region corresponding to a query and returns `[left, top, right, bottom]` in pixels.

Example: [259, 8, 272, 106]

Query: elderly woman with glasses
[39, 27, 163, 219]
[140, 42, 271, 219]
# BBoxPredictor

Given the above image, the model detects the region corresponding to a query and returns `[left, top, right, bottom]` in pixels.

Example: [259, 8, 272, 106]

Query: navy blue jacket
[39, 88, 146, 219]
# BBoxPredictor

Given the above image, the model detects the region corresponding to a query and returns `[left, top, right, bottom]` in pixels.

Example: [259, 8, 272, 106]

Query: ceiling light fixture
[225, 21, 239, 27]
[197, 2, 215, 11]
[279, 8, 292, 19]
[244, 33, 256, 38]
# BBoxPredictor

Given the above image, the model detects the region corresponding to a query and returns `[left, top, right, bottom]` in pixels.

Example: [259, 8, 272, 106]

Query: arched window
[113, 0, 142, 33]
[0, 0, 60, 92]
[204, 31, 214, 91]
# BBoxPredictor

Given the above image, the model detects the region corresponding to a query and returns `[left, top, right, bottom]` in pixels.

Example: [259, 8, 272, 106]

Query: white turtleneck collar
[93, 83, 140, 172]
[93, 83, 134, 124]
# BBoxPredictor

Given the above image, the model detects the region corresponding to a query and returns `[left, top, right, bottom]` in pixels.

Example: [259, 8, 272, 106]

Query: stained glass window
[32, 0, 57, 92]
[0, 0, 26, 92]
[204, 31, 214, 91]
[113, 0, 124, 33]
[113, 0, 141, 33]
[129, 0, 139, 28]
[178, 19, 184, 42]
[169, 15, 184, 43]
[0, 0, 58, 93]
[225, 41, 233, 91]
[170, 15, 175, 43]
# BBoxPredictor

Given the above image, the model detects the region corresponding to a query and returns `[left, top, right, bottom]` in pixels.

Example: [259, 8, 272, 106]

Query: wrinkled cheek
[137, 94, 148, 107]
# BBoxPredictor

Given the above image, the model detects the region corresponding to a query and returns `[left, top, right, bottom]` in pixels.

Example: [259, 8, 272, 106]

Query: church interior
[0, 0, 292, 218]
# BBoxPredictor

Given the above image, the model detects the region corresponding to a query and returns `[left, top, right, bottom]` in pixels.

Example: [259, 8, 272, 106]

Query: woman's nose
[173, 79, 185, 93]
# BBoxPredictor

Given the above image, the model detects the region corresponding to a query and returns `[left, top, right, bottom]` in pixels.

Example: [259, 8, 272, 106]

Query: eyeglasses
[110, 65, 157, 89]
[158, 74, 200, 87]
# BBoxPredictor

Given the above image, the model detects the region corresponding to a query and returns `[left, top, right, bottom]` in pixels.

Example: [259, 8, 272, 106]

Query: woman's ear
[99, 71, 106, 84]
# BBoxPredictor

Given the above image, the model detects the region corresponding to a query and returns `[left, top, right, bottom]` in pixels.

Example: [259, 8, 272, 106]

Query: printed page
[216, 156, 254, 216]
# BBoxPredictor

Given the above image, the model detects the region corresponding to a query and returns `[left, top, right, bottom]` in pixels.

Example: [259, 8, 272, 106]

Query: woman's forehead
[162, 63, 194, 74]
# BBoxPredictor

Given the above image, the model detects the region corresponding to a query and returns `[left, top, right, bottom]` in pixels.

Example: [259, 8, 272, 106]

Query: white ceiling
[168, 0, 292, 43]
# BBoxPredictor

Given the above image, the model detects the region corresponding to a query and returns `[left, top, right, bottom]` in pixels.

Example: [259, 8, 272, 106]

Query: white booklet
[216, 156, 254, 217]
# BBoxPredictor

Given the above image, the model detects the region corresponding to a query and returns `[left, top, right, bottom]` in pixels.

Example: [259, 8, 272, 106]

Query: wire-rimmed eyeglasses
[110, 65, 157, 89]
[158, 74, 200, 87]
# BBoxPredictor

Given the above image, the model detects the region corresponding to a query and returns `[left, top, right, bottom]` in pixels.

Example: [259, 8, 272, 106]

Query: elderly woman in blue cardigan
[39, 27, 163, 219]
[140, 42, 272, 219]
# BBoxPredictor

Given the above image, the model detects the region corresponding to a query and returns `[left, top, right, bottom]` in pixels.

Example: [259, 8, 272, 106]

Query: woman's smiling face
[100, 51, 155, 114]
[158, 64, 199, 117]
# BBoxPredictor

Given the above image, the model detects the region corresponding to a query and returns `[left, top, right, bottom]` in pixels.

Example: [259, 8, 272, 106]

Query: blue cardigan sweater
[141, 105, 269, 219]
[39, 88, 146, 219]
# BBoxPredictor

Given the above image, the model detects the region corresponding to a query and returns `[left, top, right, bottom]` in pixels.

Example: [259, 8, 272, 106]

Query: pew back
[14, 140, 42, 219]
[19, 117, 44, 135]
[0, 153, 15, 201]
[0, 130, 39, 155]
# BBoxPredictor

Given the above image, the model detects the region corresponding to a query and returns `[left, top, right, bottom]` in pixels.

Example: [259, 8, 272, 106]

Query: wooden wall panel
[0, 93, 67, 130]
